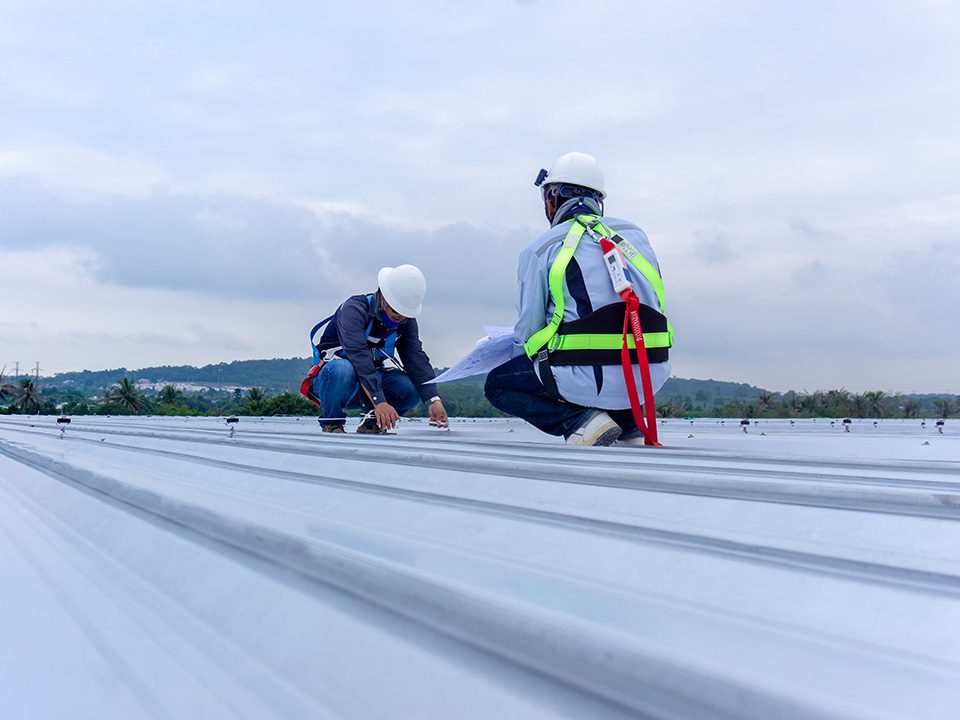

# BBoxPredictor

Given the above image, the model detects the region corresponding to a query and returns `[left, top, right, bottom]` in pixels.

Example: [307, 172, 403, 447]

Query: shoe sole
[591, 425, 622, 447]
[567, 419, 622, 447]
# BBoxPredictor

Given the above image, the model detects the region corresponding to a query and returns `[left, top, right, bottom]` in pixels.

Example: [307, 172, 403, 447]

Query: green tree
[106, 377, 145, 414]
[243, 387, 267, 415]
[657, 399, 690, 418]
[933, 398, 954, 419]
[824, 389, 851, 417]
[259, 392, 322, 416]
[850, 393, 868, 419]
[902, 398, 921, 419]
[61, 400, 93, 415]
[158, 384, 183, 406]
[756, 391, 775, 416]
[864, 390, 887, 418]
[0, 366, 16, 405]
[15, 378, 41, 414]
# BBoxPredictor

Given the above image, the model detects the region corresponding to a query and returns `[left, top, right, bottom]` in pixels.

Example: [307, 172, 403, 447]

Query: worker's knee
[314, 359, 357, 399]
[322, 359, 357, 383]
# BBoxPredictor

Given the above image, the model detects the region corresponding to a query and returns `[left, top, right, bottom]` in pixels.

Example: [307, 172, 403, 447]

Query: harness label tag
[603, 247, 632, 294]
[613, 236, 641, 262]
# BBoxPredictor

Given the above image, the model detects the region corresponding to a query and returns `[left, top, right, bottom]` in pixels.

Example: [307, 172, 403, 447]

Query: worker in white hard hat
[303, 264, 448, 434]
[485, 152, 673, 447]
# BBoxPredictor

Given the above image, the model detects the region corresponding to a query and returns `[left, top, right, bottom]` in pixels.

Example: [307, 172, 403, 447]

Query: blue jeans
[484, 354, 639, 438]
[312, 360, 421, 427]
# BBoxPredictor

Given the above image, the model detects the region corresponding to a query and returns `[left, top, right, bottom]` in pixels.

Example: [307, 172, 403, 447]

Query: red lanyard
[599, 237, 661, 447]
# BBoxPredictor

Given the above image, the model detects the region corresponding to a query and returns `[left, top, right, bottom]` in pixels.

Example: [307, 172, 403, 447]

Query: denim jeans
[312, 359, 421, 427]
[484, 354, 639, 438]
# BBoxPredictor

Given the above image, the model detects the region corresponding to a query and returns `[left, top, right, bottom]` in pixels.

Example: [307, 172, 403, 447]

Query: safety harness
[299, 293, 398, 409]
[523, 215, 672, 446]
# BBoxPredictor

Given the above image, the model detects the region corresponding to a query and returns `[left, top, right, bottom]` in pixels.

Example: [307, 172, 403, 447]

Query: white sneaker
[617, 432, 646, 447]
[566, 411, 622, 447]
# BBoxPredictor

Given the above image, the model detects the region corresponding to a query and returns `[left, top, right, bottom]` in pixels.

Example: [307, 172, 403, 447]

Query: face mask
[379, 307, 399, 329]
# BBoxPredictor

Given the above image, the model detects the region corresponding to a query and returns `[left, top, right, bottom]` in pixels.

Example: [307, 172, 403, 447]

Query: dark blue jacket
[317, 293, 438, 406]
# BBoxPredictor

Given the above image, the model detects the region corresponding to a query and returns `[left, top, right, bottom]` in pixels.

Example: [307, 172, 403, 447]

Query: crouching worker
[485, 152, 672, 447]
[301, 265, 448, 434]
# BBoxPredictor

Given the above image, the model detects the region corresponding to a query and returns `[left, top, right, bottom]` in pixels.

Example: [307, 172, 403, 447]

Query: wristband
[428, 396, 441, 404]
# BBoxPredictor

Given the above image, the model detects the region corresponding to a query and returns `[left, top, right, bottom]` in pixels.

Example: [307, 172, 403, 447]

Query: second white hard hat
[536, 151, 606, 199]
[377, 264, 426, 318]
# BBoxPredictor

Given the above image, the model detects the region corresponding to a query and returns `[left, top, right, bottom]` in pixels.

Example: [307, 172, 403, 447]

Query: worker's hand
[428, 399, 449, 428]
[374, 402, 400, 430]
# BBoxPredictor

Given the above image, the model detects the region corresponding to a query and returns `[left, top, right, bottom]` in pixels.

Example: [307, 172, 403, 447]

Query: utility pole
[14, 361, 19, 379]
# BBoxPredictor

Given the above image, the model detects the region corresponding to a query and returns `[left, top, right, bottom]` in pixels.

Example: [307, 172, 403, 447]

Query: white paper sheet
[431, 325, 515, 383]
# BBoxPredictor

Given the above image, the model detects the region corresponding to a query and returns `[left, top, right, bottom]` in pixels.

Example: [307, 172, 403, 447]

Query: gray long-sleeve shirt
[513, 205, 671, 410]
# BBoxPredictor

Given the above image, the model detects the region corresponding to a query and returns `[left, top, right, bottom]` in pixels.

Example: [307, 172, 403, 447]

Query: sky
[1, 0, 958, 393]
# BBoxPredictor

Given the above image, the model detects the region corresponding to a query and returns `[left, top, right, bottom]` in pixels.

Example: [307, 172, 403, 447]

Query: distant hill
[33, 358, 958, 419]
[657, 377, 763, 403]
[48, 358, 313, 394]
[47, 357, 768, 407]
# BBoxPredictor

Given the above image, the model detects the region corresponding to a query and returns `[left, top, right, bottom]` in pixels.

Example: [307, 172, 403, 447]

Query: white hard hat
[377, 264, 426, 318]
[535, 151, 606, 199]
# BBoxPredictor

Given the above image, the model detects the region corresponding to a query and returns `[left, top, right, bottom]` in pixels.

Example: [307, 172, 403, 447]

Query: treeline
[657, 389, 960, 419]
[1, 372, 503, 418]
[6, 364, 958, 419]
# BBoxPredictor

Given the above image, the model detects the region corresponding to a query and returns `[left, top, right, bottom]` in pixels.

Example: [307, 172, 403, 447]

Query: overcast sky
[2, 0, 958, 392]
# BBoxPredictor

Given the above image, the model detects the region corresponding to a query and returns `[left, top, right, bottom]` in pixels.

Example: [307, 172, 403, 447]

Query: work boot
[356, 416, 387, 435]
[565, 410, 621, 447]
[321, 423, 346, 434]
[617, 430, 646, 447]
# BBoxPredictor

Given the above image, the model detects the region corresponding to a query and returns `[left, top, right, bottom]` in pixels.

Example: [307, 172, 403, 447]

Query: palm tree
[106, 377, 144, 414]
[798, 392, 819, 417]
[824, 389, 851, 417]
[158, 384, 183, 406]
[850, 393, 868, 419]
[864, 390, 887, 418]
[902, 398, 921, 419]
[782, 391, 801, 418]
[0, 366, 16, 404]
[757, 391, 774, 416]
[244, 387, 266, 415]
[666, 400, 690, 418]
[15, 378, 40, 414]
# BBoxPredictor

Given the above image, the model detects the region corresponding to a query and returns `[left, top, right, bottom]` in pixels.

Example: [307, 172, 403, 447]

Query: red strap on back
[299, 361, 324, 409]
[599, 238, 661, 447]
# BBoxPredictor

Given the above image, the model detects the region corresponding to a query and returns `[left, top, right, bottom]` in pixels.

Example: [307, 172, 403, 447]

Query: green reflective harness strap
[523, 221, 588, 358]
[523, 214, 674, 357]
[548, 331, 672, 352]
[611, 236, 667, 314]
[598, 226, 673, 339]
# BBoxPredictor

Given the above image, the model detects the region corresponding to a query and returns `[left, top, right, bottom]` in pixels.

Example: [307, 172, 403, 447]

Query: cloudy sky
[2, 0, 958, 392]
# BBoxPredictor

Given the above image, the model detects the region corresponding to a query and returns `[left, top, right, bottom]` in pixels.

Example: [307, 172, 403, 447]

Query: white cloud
[1, 1, 958, 392]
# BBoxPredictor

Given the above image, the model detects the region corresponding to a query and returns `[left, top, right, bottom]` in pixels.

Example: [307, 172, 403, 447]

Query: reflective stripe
[524, 214, 672, 357]
[523, 221, 588, 357]
[612, 236, 666, 314]
[549, 331, 673, 351]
